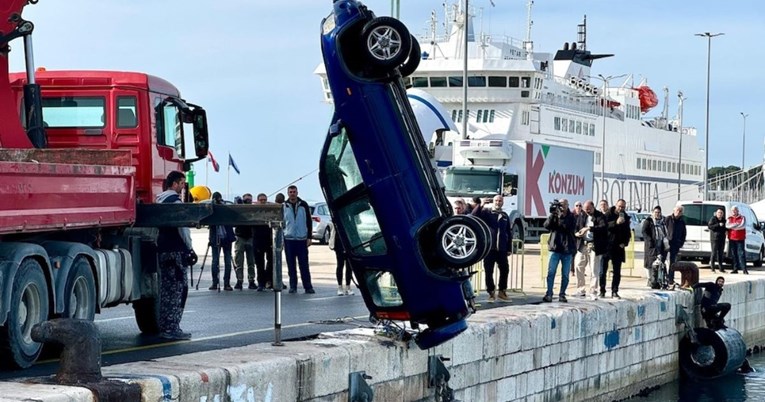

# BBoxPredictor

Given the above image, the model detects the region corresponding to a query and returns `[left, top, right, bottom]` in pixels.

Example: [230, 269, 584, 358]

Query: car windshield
[323, 127, 387, 256]
[443, 169, 501, 196]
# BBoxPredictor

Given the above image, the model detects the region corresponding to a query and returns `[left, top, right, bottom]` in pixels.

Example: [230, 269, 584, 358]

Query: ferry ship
[316, 1, 704, 216]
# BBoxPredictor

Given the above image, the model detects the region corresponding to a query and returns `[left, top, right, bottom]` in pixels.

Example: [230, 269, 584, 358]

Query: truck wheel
[511, 221, 524, 253]
[397, 35, 421, 77]
[133, 298, 160, 335]
[0, 259, 49, 369]
[62, 257, 96, 321]
[436, 215, 487, 268]
[361, 17, 411, 71]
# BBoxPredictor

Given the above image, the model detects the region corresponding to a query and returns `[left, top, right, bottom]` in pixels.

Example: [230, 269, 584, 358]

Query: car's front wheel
[754, 246, 764, 267]
[361, 17, 411, 72]
[435, 215, 489, 269]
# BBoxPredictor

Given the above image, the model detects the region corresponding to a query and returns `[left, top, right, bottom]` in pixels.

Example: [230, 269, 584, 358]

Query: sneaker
[337, 286, 345, 296]
[234, 281, 243, 290]
[208, 284, 218, 291]
[612, 292, 621, 299]
[559, 295, 568, 303]
[224, 284, 233, 291]
[265, 282, 273, 289]
[497, 290, 511, 302]
[305, 288, 316, 294]
[345, 285, 354, 296]
[599, 291, 606, 298]
[487, 291, 496, 303]
[588, 293, 598, 301]
[731, 269, 739, 274]
[248, 281, 257, 290]
[288, 288, 297, 294]
[542, 295, 552, 303]
[159, 330, 191, 341]
[576, 290, 587, 297]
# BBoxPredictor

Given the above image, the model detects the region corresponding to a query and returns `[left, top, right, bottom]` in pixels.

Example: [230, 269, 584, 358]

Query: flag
[207, 151, 219, 172]
[228, 153, 240, 175]
[489, 0, 495, 6]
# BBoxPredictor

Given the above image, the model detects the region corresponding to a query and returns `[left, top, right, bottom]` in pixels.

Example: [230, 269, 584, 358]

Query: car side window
[338, 198, 387, 256]
[324, 128, 363, 199]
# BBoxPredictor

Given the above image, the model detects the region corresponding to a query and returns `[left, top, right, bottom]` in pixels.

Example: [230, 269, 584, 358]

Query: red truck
[0, 0, 279, 369]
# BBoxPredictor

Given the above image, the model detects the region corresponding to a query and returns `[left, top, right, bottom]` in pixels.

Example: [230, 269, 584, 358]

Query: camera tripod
[193, 242, 219, 292]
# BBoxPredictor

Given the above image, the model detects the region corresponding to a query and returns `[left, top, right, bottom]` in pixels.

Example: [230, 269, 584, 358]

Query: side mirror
[191, 106, 209, 158]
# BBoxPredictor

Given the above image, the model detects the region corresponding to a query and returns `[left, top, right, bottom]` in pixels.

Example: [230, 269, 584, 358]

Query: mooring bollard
[32, 318, 102, 384]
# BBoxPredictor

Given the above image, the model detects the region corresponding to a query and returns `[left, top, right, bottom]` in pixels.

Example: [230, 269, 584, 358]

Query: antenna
[523, 0, 534, 59]
[577, 15, 586, 51]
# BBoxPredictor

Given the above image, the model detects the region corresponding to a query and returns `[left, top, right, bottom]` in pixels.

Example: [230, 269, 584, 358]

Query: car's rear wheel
[321, 227, 331, 245]
[361, 17, 411, 71]
[436, 215, 488, 269]
[398, 35, 421, 78]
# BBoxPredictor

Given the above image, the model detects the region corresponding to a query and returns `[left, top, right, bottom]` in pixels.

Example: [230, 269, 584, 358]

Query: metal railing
[469, 239, 525, 295]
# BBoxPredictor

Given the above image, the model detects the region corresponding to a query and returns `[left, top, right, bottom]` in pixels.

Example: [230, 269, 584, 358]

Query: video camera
[549, 199, 564, 214]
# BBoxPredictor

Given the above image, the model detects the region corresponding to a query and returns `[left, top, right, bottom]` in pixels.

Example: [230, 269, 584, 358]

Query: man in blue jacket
[543, 199, 577, 303]
[284, 185, 314, 293]
[473, 194, 513, 303]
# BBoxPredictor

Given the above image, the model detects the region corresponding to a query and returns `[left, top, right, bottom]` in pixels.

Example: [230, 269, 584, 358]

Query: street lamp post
[740, 112, 749, 199]
[593, 73, 627, 199]
[677, 91, 686, 201]
[695, 32, 724, 200]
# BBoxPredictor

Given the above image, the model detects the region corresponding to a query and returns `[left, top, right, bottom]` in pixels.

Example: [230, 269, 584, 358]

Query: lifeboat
[636, 85, 658, 113]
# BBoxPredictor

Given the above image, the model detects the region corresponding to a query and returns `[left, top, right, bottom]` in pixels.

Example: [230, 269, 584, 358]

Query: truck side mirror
[191, 107, 209, 158]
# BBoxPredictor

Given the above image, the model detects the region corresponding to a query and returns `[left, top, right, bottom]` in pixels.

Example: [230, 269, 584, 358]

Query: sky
[10, 0, 765, 202]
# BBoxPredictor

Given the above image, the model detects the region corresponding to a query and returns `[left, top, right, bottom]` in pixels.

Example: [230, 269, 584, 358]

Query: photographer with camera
[155, 171, 196, 340]
[573, 200, 607, 299]
[543, 198, 577, 303]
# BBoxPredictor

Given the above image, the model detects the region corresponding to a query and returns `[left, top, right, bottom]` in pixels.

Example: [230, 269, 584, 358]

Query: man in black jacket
[666, 205, 687, 284]
[573, 200, 607, 299]
[543, 199, 577, 303]
[708, 208, 727, 273]
[233, 193, 256, 290]
[601, 199, 632, 299]
[473, 195, 513, 303]
[253, 193, 274, 290]
[693, 276, 730, 329]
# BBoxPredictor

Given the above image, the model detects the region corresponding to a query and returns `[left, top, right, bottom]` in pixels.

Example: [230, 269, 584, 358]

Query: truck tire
[62, 257, 96, 321]
[0, 259, 49, 369]
[511, 220, 524, 253]
[436, 215, 489, 268]
[133, 298, 160, 335]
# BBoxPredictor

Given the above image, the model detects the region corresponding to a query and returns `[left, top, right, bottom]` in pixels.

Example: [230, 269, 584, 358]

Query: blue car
[318, 0, 490, 349]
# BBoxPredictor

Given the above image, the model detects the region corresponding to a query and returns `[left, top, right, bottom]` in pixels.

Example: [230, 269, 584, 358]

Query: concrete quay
[2, 241, 764, 401]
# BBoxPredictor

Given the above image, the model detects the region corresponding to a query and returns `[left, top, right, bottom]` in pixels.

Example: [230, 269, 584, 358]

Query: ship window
[404, 77, 411, 87]
[430, 77, 447, 87]
[468, 76, 486, 87]
[636, 159, 641, 169]
[641, 159, 647, 169]
[554, 117, 561, 131]
[509, 77, 520, 88]
[521, 77, 531, 88]
[412, 77, 429, 87]
[569, 120, 576, 133]
[595, 152, 601, 165]
[575, 121, 582, 135]
[457, 109, 463, 122]
[522, 111, 530, 125]
[451, 110, 457, 122]
[589, 124, 596, 136]
[521, 90, 530, 98]
[476, 110, 483, 122]
[561, 119, 568, 132]
[652, 160, 657, 171]
[448, 76, 463, 87]
[488, 76, 507, 87]
[662, 161, 667, 172]
[489, 110, 495, 123]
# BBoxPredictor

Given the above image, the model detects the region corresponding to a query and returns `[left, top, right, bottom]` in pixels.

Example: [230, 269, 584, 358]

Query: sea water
[625, 351, 765, 401]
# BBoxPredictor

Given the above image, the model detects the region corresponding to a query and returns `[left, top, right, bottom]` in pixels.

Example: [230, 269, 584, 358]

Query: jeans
[211, 242, 233, 285]
[729, 240, 745, 271]
[285, 239, 312, 291]
[546, 252, 572, 297]
[335, 249, 352, 286]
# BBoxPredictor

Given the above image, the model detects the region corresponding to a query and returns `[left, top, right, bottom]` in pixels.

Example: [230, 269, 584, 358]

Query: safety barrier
[469, 239, 525, 295]
[539, 233, 639, 281]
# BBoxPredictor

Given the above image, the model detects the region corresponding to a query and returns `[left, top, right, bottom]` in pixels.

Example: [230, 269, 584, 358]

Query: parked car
[310, 201, 333, 244]
[678, 200, 765, 266]
[317, 0, 489, 349]
[627, 211, 649, 241]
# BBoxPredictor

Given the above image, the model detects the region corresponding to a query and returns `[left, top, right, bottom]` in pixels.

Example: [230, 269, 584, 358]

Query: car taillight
[376, 311, 411, 321]
[312, 216, 321, 223]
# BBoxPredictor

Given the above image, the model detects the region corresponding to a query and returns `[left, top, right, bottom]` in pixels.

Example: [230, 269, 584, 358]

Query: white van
[678, 201, 765, 266]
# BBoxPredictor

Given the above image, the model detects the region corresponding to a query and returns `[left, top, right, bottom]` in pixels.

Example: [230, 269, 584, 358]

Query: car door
[741, 205, 764, 262]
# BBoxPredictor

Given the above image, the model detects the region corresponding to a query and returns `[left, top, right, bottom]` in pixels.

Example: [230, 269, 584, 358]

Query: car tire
[511, 220, 524, 253]
[322, 227, 331, 245]
[754, 246, 764, 267]
[361, 17, 411, 71]
[436, 215, 489, 269]
[0, 259, 49, 369]
[397, 35, 421, 78]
